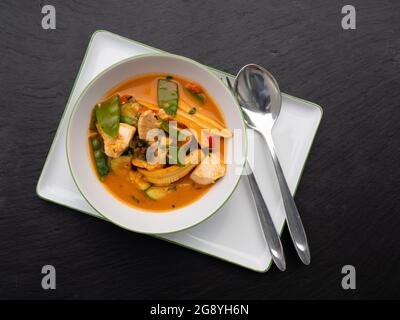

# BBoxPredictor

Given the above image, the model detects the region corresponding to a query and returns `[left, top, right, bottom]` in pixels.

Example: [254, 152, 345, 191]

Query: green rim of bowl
[65, 52, 248, 235]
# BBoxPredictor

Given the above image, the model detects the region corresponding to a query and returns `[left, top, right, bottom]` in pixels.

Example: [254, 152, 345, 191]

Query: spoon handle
[263, 132, 311, 265]
[245, 162, 286, 271]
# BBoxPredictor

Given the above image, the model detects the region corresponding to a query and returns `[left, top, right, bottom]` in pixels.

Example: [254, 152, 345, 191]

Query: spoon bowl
[234, 64, 281, 130]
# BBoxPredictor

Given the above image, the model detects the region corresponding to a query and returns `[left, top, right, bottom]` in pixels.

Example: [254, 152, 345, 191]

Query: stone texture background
[0, 0, 399, 299]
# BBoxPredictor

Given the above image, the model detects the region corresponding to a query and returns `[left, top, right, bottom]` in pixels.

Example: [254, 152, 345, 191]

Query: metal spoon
[233, 64, 311, 265]
[226, 77, 286, 271]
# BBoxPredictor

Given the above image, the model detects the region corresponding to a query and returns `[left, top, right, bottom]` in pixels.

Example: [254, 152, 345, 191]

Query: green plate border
[36, 30, 323, 273]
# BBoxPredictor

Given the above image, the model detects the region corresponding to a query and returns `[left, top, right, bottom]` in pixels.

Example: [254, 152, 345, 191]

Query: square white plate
[36, 30, 322, 272]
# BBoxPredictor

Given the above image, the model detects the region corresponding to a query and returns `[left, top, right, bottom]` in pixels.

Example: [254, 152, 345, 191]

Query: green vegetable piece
[121, 101, 137, 118]
[185, 86, 205, 103]
[136, 139, 148, 148]
[159, 120, 187, 140]
[120, 115, 138, 126]
[90, 135, 109, 178]
[122, 148, 133, 156]
[188, 107, 197, 115]
[89, 109, 97, 131]
[95, 95, 120, 138]
[168, 145, 178, 165]
[159, 120, 169, 133]
[189, 91, 205, 103]
[110, 156, 132, 177]
[145, 186, 171, 201]
[158, 79, 179, 115]
[120, 101, 140, 126]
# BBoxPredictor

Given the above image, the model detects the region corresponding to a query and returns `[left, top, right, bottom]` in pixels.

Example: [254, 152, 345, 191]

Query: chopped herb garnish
[168, 185, 177, 192]
[188, 107, 197, 115]
[189, 91, 205, 103]
[90, 135, 109, 178]
[131, 195, 140, 204]
[137, 139, 148, 148]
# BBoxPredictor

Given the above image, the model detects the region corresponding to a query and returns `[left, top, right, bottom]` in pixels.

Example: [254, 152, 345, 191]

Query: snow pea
[157, 79, 179, 115]
[90, 135, 109, 178]
[95, 95, 120, 138]
[120, 100, 139, 126]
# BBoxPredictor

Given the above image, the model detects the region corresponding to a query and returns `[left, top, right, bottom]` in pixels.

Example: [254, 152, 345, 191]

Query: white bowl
[66, 53, 246, 234]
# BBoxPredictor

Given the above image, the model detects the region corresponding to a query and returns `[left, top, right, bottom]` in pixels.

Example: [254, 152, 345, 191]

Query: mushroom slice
[138, 110, 161, 140]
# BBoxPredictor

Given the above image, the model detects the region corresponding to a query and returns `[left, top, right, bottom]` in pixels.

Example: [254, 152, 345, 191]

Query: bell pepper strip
[188, 91, 205, 103]
[185, 82, 205, 103]
[95, 95, 120, 138]
[157, 79, 179, 115]
[208, 136, 213, 148]
[120, 95, 132, 105]
[89, 135, 109, 178]
[185, 82, 203, 94]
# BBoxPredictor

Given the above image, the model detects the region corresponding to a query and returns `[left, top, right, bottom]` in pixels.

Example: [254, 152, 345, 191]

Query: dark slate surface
[0, 0, 399, 299]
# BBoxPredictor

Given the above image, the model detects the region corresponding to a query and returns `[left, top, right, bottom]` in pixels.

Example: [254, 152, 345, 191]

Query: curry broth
[90, 73, 228, 212]
[103, 173, 211, 211]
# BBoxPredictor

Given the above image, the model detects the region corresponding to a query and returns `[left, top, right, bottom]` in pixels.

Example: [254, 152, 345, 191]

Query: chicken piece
[96, 123, 136, 158]
[131, 158, 164, 171]
[190, 152, 226, 185]
[138, 110, 161, 140]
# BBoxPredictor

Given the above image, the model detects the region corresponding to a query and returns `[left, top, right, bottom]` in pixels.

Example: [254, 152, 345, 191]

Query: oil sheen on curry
[88, 74, 232, 211]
